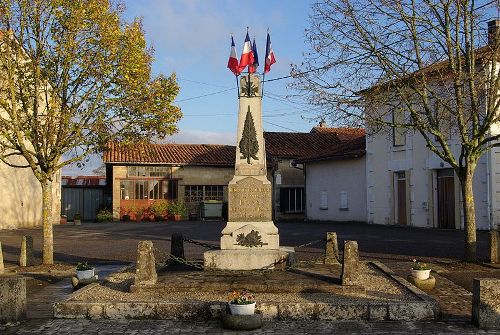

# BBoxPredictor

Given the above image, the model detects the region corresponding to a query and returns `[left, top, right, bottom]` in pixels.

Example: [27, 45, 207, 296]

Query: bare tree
[292, 0, 500, 261]
[0, 0, 182, 264]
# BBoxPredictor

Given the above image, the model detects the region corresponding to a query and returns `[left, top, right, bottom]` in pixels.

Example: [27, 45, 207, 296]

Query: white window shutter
[340, 191, 348, 209]
[320, 191, 328, 210]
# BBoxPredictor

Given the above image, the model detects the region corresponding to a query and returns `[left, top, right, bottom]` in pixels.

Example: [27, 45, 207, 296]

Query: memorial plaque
[228, 177, 272, 222]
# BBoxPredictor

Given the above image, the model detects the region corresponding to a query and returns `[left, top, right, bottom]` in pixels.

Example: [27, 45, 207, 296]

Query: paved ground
[1, 319, 500, 334]
[1, 220, 499, 333]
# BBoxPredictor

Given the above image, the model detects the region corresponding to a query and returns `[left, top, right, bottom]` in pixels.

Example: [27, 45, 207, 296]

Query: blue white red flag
[227, 35, 240, 75]
[238, 31, 254, 73]
[264, 32, 276, 74]
[248, 37, 259, 74]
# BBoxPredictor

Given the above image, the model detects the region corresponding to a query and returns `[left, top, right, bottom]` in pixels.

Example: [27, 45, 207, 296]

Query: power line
[176, 88, 235, 102]
[263, 120, 299, 132]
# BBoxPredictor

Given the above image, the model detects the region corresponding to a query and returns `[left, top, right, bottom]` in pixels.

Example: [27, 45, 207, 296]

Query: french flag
[248, 37, 259, 74]
[238, 31, 254, 73]
[227, 36, 240, 76]
[264, 32, 276, 74]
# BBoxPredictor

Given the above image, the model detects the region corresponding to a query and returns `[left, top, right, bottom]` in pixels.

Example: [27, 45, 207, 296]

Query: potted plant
[228, 291, 256, 315]
[411, 259, 431, 280]
[74, 213, 82, 225]
[168, 201, 186, 221]
[150, 200, 169, 221]
[60, 214, 67, 225]
[76, 262, 95, 280]
[120, 206, 131, 221]
[134, 205, 146, 222]
[96, 209, 113, 222]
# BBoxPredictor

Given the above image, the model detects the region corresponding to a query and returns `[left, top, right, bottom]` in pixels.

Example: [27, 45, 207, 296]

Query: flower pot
[60, 216, 67, 225]
[76, 268, 95, 280]
[229, 302, 256, 315]
[122, 214, 130, 222]
[411, 269, 431, 280]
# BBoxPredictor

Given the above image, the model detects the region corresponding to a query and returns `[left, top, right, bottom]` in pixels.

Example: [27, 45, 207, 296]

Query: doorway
[396, 171, 407, 225]
[437, 169, 455, 229]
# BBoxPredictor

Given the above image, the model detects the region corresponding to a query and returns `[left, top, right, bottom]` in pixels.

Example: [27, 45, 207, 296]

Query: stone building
[103, 128, 355, 221]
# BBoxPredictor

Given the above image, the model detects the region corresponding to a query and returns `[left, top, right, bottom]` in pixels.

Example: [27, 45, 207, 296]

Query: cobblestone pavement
[1, 319, 499, 334]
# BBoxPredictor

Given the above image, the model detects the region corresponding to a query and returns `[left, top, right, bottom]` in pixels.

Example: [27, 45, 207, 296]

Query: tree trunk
[41, 178, 54, 265]
[460, 164, 477, 262]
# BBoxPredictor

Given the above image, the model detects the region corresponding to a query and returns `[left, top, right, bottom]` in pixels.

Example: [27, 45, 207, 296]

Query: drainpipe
[487, 150, 492, 231]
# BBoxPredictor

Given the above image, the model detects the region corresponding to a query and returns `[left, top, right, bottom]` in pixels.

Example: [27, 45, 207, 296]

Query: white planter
[411, 269, 431, 280]
[76, 268, 95, 280]
[229, 302, 256, 315]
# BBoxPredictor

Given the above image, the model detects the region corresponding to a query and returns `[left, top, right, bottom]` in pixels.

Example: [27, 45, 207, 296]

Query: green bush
[96, 209, 113, 222]
[168, 201, 187, 216]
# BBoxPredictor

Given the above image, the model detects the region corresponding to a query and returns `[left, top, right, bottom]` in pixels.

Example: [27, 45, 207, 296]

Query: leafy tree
[0, 0, 181, 264]
[292, 0, 500, 261]
[239, 108, 259, 164]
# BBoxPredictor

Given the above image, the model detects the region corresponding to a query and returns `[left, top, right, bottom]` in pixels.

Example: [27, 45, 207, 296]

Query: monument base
[204, 247, 295, 270]
[221, 221, 279, 250]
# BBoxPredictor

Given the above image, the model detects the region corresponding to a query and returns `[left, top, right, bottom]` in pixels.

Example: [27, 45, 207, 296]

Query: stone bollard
[324, 232, 340, 265]
[472, 278, 500, 329]
[0, 241, 4, 274]
[171, 233, 185, 259]
[489, 230, 499, 264]
[133, 240, 157, 287]
[19, 235, 34, 267]
[0, 276, 27, 324]
[341, 240, 359, 286]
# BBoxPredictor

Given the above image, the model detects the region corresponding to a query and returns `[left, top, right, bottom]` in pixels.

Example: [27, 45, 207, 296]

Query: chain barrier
[293, 238, 326, 249]
[150, 236, 331, 272]
[182, 237, 219, 250]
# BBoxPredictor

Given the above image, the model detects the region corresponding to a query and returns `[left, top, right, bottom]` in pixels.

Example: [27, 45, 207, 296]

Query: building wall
[305, 158, 367, 222]
[272, 159, 305, 220]
[366, 128, 492, 230]
[0, 159, 61, 229]
[111, 164, 234, 219]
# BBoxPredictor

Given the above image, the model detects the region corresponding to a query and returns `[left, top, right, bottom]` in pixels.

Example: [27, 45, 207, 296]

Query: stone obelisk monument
[204, 74, 294, 270]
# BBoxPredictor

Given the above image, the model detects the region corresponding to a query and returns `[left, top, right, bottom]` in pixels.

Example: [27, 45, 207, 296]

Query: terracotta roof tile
[296, 136, 366, 163]
[263, 132, 342, 158]
[310, 127, 366, 141]
[104, 128, 363, 165]
[104, 142, 236, 166]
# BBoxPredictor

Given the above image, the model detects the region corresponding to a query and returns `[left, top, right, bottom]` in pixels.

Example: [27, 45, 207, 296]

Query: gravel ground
[73, 262, 417, 303]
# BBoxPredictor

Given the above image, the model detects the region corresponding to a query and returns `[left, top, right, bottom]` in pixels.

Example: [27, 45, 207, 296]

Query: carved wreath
[235, 230, 268, 248]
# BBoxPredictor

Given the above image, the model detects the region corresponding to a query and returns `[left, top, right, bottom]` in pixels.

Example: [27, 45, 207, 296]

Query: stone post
[0, 276, 26, 324]
[19, 236, 34, 267]
[489, 230, 499, 264]
[134, 241, 157, 287]
[341, 240, 359, 286]
[171, 233, 185, 259]
[472, 278, 500, 329]
[0, 242, 4, 274]
[324, 232, 340, 265]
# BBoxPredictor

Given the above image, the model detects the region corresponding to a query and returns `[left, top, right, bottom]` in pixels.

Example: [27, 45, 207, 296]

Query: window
[280, 187, 305, 213]
[127, 166, 170, 177]
[120, 179, 177, 200]
[392, 109, 406, 146]
[184, 185, 224, 203]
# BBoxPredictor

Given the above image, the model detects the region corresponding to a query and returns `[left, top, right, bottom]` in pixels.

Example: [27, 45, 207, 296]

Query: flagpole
[262, 73, 265, 97]
[236, 74, 240, 100]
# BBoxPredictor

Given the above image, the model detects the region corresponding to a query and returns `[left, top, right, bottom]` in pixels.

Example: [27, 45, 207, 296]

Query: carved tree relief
[239, 107, 259, 164]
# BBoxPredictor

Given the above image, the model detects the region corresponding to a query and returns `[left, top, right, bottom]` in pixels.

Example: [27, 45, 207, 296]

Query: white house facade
[366, 129, 497, 231]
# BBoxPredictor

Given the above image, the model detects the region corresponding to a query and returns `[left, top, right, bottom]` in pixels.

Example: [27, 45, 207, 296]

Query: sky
[63, 0, 317, 175]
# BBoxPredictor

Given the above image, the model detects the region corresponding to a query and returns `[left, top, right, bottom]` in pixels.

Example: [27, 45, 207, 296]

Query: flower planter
[229, 302, 256, 315]
[76, 268, 95, 280]
[411, 269, 431, 280]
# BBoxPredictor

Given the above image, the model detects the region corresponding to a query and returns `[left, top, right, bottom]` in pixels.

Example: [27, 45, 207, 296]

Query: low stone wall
[472, 278, 500, 329]
[0, 276, 26, 324]
[53, 261, 439, 321]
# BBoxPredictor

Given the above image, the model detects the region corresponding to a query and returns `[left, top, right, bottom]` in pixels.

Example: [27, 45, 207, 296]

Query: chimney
[319, 119, 326, 128]
[488, 19, 500, 45]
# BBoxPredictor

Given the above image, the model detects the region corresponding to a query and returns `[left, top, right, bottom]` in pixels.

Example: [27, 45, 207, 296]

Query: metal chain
[294, 238, 326, 249]
[153, 247, 205, 270]
[182, 237, 219, 250]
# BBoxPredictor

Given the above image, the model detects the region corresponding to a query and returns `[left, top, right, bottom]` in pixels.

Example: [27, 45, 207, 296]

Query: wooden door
[437, 169, 455, 229]
[396, 172, 407, 225]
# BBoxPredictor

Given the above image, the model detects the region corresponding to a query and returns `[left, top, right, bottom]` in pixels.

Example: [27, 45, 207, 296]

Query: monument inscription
[228, 177, 272, 222]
